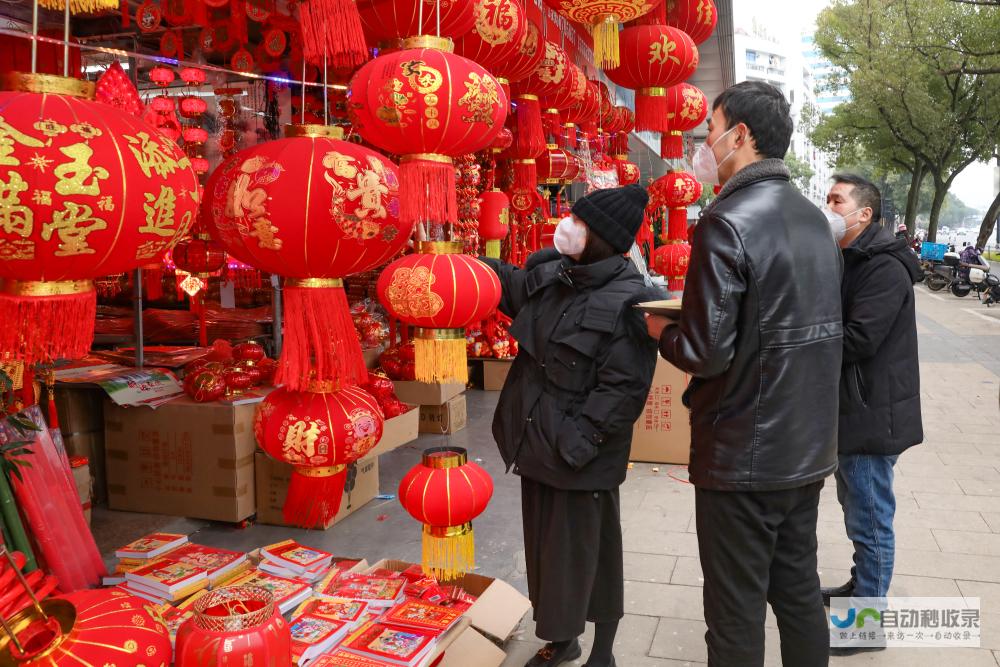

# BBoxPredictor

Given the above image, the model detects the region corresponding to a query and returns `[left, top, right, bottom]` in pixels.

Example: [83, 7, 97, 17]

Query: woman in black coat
[480, 185, 660, 667]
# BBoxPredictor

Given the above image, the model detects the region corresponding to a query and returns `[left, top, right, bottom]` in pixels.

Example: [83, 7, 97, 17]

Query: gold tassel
[423, 524, 475, 582]
[39, 0, 118, 12]
[414, 330, 468, 384]
[485, 240, 501, 259]
[592, 17, 621, 69]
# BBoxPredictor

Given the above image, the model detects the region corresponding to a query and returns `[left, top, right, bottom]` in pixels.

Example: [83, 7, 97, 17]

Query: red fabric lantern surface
[255, 384, 384, 526]
[653, 241, 691, 291]
[205, 124, 409, 391]
[234, 340, 266, 362]
[398, 446, 494, 580]
[348, 41, 507, 229]
[173, 236, 227, 275]
[661, 81, 708, 158]
[537, 145, 573, 184]
[479, 189, 509, 258]
[0, 73, 198, 364]
[604, 25, 698, 132]
[174, 585, 292, 667]
[502, 20, 544, 84]
[564, 80, 601, 143]
[376, 242, 501, 382]
[615, 157, 640, 185]
[0, 588, 172, 665]
[454, 0, 527, 82]
[543, 0, 663, 68]
[650, 169, 701, 240]
[184, 369, 227, 401]
[359, 0, 476, 43]
[666, 0, 717, 45]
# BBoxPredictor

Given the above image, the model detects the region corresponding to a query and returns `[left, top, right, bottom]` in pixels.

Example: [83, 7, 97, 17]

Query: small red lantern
[661, 82, 708, 158]
[653, 241, 691, 291]
[544, 0, 664, 68]
[615, 157, 640, 185]
[255, 384, 384, 526]
[398, 447, 493, 580]
[666, 0, 717, 45]
[173, 236, 227, 275]
[174, 585, 292, 666]
[650, 169, 701, 240]
[537, 145, 573, 184]
[479, 189, 509, 258]
[180, 96, 208, 117]
[150, 95, 175, 113]
[179, 67, 207, 85]
[190, 157, 209, 174]
[182, 127, 209, 144]
[234, 340, 267, 362]
[184, 369, 227, 402]
[149, 65, 175, 86]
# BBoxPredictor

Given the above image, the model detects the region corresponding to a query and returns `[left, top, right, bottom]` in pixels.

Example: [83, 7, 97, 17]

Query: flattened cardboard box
[366, 407, 419, 459]
[630, 357, 691, 465]
[392, 380, 465, 406]
[104, 396, 256, 523]
[254, 453, 378, 529]
[482, 359, 513, 391]
[418, 394, 467, 435]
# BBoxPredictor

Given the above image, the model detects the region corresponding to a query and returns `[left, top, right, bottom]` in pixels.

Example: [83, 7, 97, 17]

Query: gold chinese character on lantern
[283, 419, 321, 462]
[385, 266, 444, 319]
[649, 35, 681, 66]
[54, 143, 109, 196]
[0, 118, 44, 167]
[0, 171, 32, 238]
[123, 132, 190, 178]
[42, 202, 107, 256]
[249, 218, 282, 250]
[31, 190, 51, 207]
[141, 186, 178, 237]
[97, 195, 115, 212]
[32, 119, 67, 138]
[459, 73, 501, 127]
[400, 60, 444, 94]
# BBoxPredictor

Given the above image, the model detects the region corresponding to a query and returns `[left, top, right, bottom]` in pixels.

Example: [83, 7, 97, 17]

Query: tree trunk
[904, 162, 926, 235]
[977, 190, 1000, 249]
[927, 175, 949, 242]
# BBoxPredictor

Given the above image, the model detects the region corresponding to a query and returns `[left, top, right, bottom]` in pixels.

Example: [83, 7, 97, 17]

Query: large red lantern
[358, 0, 476, 43]
[604, 25, 698, 132]
[502, 20, 544, 85]
[454, 0, 527, 84]
[0, 588, 172, 665]
[666, 0, 717, 45]
[398, 447, 493, 580]
[654, 242, 691, 291]
[206, 124, 409, 391]
[0, 72, 198, 364]
[479, 189, 509, 258]
[348, 39, 507, 229]
[377, 242, 501, 382]
[174, 585, 292, 666]
[255, 383, 384, 526]
[661, 82, 708, 158]
[544, 0, 663, 68]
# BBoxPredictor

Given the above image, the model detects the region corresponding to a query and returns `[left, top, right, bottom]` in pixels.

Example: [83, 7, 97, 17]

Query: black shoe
[830, 645, 886, 657]
[525, 639, 582, 667]
[583, 658, 616, 667]
[821, 579, 856, 607]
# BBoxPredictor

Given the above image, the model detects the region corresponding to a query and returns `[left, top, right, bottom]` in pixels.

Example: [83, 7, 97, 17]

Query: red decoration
[173, 236, 226, 274]
[454, 0, 527, 82]
[544, 0, 663, 68]
[182, 127, 209, 144]
[94, 61, 143, 116]
[263, 28, 288, 57]
[502, 20, 544, 84]
[537, 145, 573, 184]
[179, 96, 208, 117]
[296, 0, 368, 70]
[398, 447, 493, 580]
[180, 67, 207, 85]
[479, 189, 509, 258]
[137, 0, 162, 32]
[615, 157, 640, 185]
[661, 82, 707, 158]
[539, 62, 586, 112]
[234, 341, 266, 362]
[0, 73, 198, 364]
[666, 0, 717, 45]
[604, 25, 698, 132]
[149, 65, 175, 86]
[653, 241, 691, 291]
[231, 47, 255, 72]
[255, 384, 384, 527]
[359, 0, 476, 43]
[190, 157, 209, 174]
[205, 125, 409, 391]
[175, 586, 292, 666]
[184, 369, 227, 401]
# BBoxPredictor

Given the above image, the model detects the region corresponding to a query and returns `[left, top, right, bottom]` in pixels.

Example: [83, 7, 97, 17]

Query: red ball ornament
[180, 96, 209, 117]
[398, 446, 493, 579]
[182, 127, 209, 144]
[666, 0, 717, 45]
[234, 340, 267, 362]
[223, 367, 255, 394]
[205, 124, 409, 391]
[149, 65, 175, 86]
[180, 67, 207, 85]
[255, 384, 384, 527]
[184, 369, 227, 402]
[359, 0, 476, 43]
[661, 82, 708, 158]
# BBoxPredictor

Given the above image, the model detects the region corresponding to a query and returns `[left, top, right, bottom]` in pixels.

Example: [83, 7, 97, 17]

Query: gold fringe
[485, 240, 501, 259]
[414, 337, 469, 384]
[39, 0, 118, 13]
[592, 19, 621, 69]
[422, 528, 476, 582]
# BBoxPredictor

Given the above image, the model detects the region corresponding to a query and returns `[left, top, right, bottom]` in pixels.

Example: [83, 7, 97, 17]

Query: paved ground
[91, 283, 1000, 666]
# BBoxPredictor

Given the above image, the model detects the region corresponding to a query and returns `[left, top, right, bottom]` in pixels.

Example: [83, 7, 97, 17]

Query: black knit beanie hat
[571, 184, 649, 253]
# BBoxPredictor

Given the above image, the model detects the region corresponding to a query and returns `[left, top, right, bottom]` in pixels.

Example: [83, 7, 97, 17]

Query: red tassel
[275, 284, 368, 391]
[668, 207, 688, 240]
[284, 467, 347, 528]
[668, 276, 686, 292]
[0, 288, 96, 365]
[542, 108, 561, 145]
[399, 157, 458, 226]
[20, 367, 34, 409]
[297, 0, 367, 70]
[47, 393, 59, 429]
[513, 160, 537, 191]
[512, 95, 545, 159]
[143, 266, 163, 301]
[121, 0, 130, 27]
[635, 91, 669, 133]
[661, 131, 684, 159]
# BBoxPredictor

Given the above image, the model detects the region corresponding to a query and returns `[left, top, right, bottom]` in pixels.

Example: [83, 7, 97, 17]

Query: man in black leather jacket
[647, 82, 843, 666]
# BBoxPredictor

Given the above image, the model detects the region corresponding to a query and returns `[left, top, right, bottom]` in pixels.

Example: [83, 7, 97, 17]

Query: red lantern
[234, 341, 266, 362]
[544, 0, 663, 68]
[604, 25, 698, 132]
[180, 96, 208, 117]
[615, 157, 640, 185]
[502, 20, 544, 85]
[182, 127, 209, 144]
[454, 0, 527, 83]
[359, 0, 476, 43]
[666, 0, 717, 45]
[149, 65, 175, 86]
[537, 145, 573, 184]
[653, 241, 691, 291]
[0, 588, 172, 665]
[174, 585, 292, 666]
[255, 384, 384, 526]
[479, 189, 509, 258]
[377, 242, 501, 382]
[0, 73, 198, 364]
[190, 157, 209, 175]
[650, 169, 701, 240]
[398, 447, 493, 580]
[662, 82, 708, 158]
[180, 67, 207, 85]
[184, 369, 227, 401]
[173, 236, 227, 275]
[205, 124, 409, 391]
[348, 39, 507, 229]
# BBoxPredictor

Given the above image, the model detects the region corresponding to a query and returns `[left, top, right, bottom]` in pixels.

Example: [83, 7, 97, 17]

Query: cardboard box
[362, 347, 380, 370]
[482, 359, 513, 391]
[104, 396, 257, 523]
[392, 380, 465, 406]
[71, 461, 91, 524]
[54, 386, 105, 435]
[368, 559, 530, 666]
[367, 407, 419, 459]
[418, 394, 467, 435]
[630, 357, 691, 464]
[63, 431, 107, 504]
[254, 453, 379, 529]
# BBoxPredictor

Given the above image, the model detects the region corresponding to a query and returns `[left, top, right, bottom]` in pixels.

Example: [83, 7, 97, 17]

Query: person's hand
[645, 313, 672, 340]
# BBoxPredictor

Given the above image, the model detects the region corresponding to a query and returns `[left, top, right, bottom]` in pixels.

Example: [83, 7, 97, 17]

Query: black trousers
[696, 480, 829, 667]
[521, 477, 624, 641]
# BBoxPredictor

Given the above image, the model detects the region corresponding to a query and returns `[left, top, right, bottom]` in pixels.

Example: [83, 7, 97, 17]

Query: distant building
[801, 33, 850, 114]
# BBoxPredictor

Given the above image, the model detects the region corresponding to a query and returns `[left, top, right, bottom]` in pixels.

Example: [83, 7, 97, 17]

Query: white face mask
[553, 216, 588, 258]
[823, 207, 864, 242]
[692, 125, 739, 186]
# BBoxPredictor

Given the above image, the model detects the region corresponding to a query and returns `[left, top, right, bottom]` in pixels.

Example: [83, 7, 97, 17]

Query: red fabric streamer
[296, 0, 367, 70]
[284, 468, 348, 527]
[0, 291, 95, 365]
[399, 158, 459, 227]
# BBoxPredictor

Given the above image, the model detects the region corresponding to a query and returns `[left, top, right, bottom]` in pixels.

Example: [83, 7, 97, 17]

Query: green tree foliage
[784, 152, 816, 193]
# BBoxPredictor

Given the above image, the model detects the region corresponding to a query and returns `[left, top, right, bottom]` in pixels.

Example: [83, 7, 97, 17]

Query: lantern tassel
[592, 17, 620, 69]
[285, 466, 347, 528]
[422, 524, 476, 582]
[513, 160, 537, 191]
[661, 131, 684, 159]
[297, 0, 367, 70]
[635, 90, 669, 133]
[399, 156, 458, 227]
[143, 265, 163, 301]
[413, 331, 467, 384]
[0, 285, 96, 365]
[485, 240, 501, 259]
[276, 283, 368, 391]
[513, 95, 545, 159]
[668, 207, 689, 240]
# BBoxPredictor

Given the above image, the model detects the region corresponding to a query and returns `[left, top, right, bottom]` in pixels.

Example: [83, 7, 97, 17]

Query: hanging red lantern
[179, 96, 208, 117]
[348, 38, 507, 229]
[398, 446, 494, 580]
[206, 124, 408, 391]
[537, 145, 572, 185]
[180, 67, 207, 85]
[653, 241, 691, 291]
[149, 65, 175, 86]
[182, 127, 209, 144]
[255, 384, 384, 526]
[615, 157, 640, 185]
[479, 189, 509, 258]
[650, 169, 701, 240]
[666, 0, 717, 45]
[604, 25, 698, 132]
[377, 242, 501, 382]
[0, 73, 198, 364]
[234, 340, 266, 362]
[190, 157, 209, 174]
[661, 81, 707, 158]
[173, 236, 227, 275]
[360, 0, 476, 44]
[544, 0, 663, 69]
[454, 0, 527, 85]
[175, 585, 292, 666]
[502, 20, 544, 86]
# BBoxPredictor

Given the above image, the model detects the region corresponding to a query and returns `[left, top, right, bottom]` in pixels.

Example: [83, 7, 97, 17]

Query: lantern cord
[436, 0, 440, 38]
[323, 23, 328, 126]
[418, 0, 423, 36]
[301, 59, 306, 124]
[30, 0, 38, 73]
[63, 0, 69, 76]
